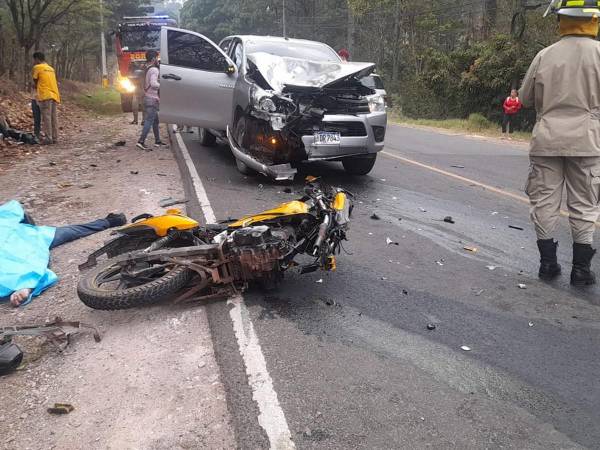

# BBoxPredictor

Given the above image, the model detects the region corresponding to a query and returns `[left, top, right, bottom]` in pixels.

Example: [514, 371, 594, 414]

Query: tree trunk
[347, 4, 355, 56]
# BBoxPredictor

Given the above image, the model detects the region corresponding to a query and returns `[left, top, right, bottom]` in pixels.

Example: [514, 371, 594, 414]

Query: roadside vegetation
[71, 87, 122, 116]
[390, 111, 530, 141]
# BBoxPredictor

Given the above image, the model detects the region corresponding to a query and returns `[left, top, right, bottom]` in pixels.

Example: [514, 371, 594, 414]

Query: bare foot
[9, 288, 32, 307]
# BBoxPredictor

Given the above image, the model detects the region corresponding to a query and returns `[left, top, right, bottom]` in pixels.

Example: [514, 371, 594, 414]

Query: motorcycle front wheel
[77, 259, 192, 310]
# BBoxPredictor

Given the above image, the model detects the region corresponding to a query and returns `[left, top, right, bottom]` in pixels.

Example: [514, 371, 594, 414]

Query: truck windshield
[120, 29, 160, 51]
[246, 41, 340, 62]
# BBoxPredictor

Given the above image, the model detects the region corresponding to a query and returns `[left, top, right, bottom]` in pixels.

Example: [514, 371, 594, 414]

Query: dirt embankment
[0, 96, 235, 448]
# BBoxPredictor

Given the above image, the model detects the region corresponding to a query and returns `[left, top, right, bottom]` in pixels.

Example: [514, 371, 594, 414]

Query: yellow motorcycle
[77, 179, 352, 310]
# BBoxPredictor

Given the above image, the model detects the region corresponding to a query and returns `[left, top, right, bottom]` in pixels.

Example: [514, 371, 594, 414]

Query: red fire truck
[114, 15, 177, 112]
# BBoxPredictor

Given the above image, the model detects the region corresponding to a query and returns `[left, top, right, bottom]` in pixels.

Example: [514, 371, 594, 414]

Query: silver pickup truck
[159, 28, 387, 180]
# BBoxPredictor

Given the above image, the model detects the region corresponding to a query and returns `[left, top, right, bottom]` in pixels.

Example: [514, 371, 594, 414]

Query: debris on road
[402, 289, 408, 295]
[491, 211, 498, 215]
[159, 197, 188, 208]
[130, 170, 139, 175]
[419, 207, 427, 212]
[508, 225, 524, 231]
[518, 283, 527, 289]
[386, 237, 399, 245]
[474, 288, 485, 296]
[451, 165, 465, 169]
[426, 323, 436, 330]
[463, 246, 478, 253]
[80, 183, 93, 189]
[443, 216, 455, 224]
[258, 184, 264, 189]
[0, 341, 23, 375]
[461, 345, 471, 351]
[156, 173, 167, 177]
[316, 279, 323, 284]
[528, 321, 534, 327]
[113, 140, 126, 147]
[47, 403, 74, 415]
[486, 265, 496, 270]
[283, 187, 292, 193]
[370, 213, 381, 220]
[436, 260, 444, 266]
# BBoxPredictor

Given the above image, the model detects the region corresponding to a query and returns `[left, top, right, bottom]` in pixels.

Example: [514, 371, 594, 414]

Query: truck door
[159, 27, 237, 129]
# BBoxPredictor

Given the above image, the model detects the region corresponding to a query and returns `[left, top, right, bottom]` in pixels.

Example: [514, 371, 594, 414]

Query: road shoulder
[0, 114, 234, 448]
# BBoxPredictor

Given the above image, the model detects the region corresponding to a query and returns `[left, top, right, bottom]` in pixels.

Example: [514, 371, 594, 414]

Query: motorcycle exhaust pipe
[312, 215, 330, 255]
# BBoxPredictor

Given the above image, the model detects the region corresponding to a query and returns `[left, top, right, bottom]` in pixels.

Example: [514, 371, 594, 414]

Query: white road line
[172, 125, 216, 224]
[171, 125, 296, 450]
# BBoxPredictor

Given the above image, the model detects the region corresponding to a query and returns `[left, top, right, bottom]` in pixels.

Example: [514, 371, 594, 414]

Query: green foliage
[73, 87, 122, 115]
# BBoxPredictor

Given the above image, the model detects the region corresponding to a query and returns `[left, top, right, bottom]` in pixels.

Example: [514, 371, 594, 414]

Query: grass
[72, 87, 122, 115]
[389, 110, 531, 142]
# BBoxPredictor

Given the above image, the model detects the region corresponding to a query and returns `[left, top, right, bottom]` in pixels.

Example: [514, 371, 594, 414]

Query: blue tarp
[0, 200, 57, 306]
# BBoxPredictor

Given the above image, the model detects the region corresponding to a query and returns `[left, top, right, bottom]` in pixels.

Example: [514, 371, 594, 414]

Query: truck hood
[247, 52, 376, 93]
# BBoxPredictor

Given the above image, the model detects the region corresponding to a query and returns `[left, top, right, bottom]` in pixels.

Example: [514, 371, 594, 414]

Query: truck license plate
[314, 131, 341, 145]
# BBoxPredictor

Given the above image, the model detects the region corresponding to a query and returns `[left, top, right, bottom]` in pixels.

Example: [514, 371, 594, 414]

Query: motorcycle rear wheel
[77, 260, 192, 310]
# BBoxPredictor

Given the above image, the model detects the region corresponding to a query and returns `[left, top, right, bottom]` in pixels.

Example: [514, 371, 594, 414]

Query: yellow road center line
[381, 150, 573, 219]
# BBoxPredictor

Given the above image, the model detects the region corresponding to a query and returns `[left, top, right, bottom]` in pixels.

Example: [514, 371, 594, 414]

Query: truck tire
[120, 94, 133, 113]
[233, 117, 256, 175]
[198, 128, 217, 146]
[342, 154, 377, 176]
[78, 260, 192, 310]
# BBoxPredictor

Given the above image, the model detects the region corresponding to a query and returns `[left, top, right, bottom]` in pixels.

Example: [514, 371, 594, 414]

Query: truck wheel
[198, 128, 217, 146]
[342, 154, 377, 175]
[234, 117, 256, 175]
[120, 94, 133, 113]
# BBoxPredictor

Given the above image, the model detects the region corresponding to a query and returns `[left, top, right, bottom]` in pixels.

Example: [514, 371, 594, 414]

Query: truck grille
[323, 96, 370, 115]
[298, 122, 367, 137]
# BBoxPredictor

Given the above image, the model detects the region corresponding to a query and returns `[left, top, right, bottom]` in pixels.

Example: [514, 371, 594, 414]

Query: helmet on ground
[544, 0, 600, 17]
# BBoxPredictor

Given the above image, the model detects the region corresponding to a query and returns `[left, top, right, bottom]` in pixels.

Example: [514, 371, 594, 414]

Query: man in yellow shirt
[32, 52, 60, 145]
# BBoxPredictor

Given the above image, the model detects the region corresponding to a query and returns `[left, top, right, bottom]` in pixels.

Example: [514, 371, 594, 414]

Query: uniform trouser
[39, 99, 58, 142]
[31, 100, 41, 138]
[525, 156, 600, 244]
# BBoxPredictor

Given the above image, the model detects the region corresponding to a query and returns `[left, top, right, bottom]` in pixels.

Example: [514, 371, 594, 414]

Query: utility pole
[99, 0, 108, 88]
[282, 0, 287, 37]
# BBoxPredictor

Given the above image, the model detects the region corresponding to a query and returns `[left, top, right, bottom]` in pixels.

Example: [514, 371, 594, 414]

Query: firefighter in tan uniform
[520, 0, 600, 286]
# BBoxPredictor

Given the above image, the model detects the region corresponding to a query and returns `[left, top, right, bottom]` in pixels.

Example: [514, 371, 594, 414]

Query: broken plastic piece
[463, 246, 478, 252]
[418, 207, 427, 212]
[486, 265, 496, 270]
[443, 216, 455, 224]
[461, 345, 471, 351]
[316, 279, 323, 284]
[370, 213, 381, 220]
[386, 237, 399, 246]
[518, 283, 527, 289]
[451, 165, 465, 169]
[426, 323, 436, 330]
[528, 322, 534, 327]
[508, 225, 524, 230]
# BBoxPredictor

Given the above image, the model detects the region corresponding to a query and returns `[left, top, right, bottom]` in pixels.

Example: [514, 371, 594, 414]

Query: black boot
[571, 243, 596, 286]
[105, 213, 127, 228]
[537, 239, 561, 280]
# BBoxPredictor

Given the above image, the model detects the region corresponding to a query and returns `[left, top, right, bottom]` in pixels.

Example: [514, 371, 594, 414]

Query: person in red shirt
[502, 89, 523, 136]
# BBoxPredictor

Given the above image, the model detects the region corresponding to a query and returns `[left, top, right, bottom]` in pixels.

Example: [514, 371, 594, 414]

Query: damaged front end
[228, 53, 378, 181]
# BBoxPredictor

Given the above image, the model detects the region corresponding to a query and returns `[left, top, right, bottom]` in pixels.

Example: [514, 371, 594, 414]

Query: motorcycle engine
[229, 226, 286, 282]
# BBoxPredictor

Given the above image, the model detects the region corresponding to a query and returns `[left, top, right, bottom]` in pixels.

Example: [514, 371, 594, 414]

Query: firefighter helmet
[544, 0, 600, 17]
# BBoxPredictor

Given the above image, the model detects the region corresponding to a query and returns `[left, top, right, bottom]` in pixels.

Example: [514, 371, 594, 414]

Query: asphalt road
[174, 124, 600, 449]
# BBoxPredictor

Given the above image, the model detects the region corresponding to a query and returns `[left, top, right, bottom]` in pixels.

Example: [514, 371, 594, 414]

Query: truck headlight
[368, 95, 385, 113]
[119, 77, 136, 93]
[252, 86, 277, 112]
